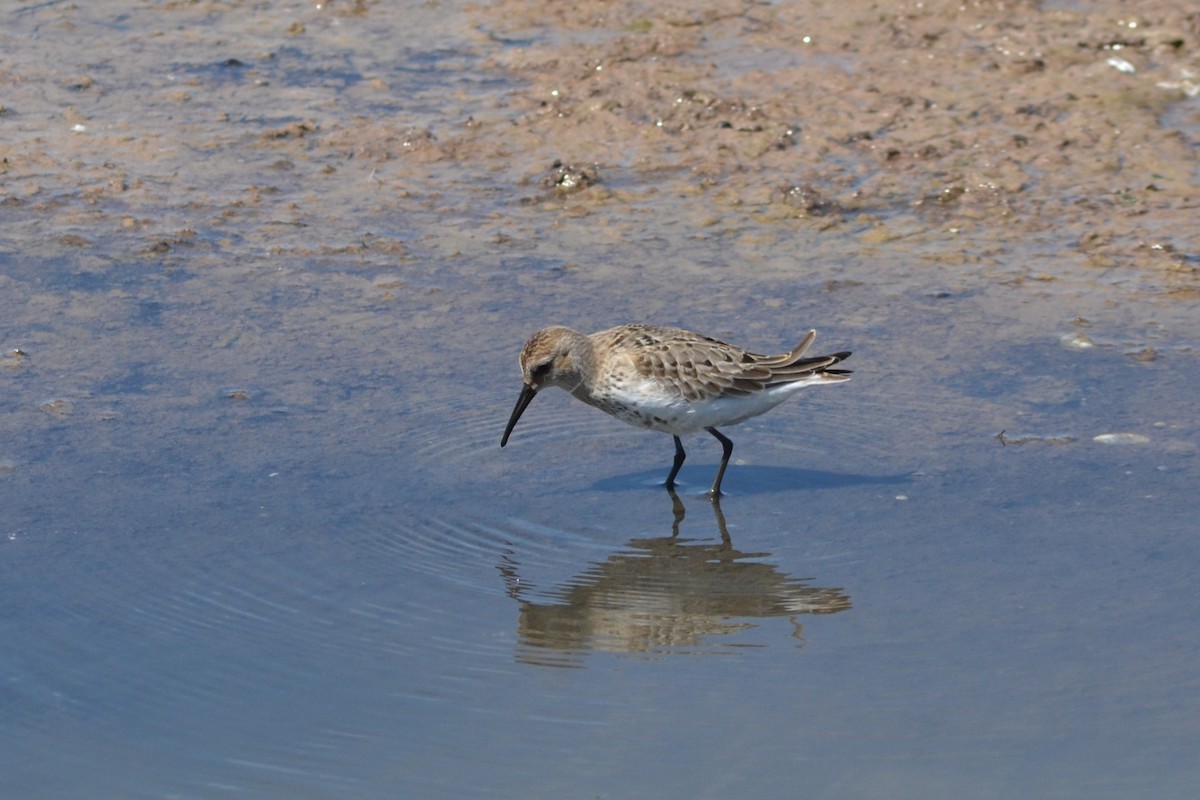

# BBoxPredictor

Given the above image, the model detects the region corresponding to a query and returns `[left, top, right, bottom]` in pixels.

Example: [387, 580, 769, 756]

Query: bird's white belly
[590, 380, 805, 434]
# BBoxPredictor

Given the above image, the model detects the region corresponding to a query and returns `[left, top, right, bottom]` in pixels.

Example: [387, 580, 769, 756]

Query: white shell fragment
[1093, 433, 1150, 445]
[1060, 332, 1095, 350]
[1106, 56, 1136, 74]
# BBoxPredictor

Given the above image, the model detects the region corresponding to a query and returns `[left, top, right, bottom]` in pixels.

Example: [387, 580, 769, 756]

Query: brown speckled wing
[622, 326, 847, 402]
[619, 328, 761, 402]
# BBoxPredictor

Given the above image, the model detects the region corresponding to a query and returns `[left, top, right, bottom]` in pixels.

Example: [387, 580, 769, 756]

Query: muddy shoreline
[466, 0, 1199, 278]
[3, 1, 1197, 287]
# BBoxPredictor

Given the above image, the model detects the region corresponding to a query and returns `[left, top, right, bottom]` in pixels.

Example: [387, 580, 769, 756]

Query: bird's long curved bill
[500, 385, 537, 446]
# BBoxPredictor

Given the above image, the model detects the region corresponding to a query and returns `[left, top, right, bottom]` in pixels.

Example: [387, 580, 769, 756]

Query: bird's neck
[548, 329, 591, 395]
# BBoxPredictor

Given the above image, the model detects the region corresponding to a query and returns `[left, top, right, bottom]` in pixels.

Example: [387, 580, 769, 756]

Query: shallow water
[2, 1, 1199, 798]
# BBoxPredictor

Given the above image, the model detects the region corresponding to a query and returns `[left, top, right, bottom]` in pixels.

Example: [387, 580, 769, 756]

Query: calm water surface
[2, 2, 1198, 799]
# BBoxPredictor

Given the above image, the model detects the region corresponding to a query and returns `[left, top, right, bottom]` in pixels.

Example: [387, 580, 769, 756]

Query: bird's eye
[531, 361, 551, 381]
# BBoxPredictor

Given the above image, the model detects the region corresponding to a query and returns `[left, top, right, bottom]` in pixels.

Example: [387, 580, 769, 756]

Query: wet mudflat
[2, 0, 1198, 798]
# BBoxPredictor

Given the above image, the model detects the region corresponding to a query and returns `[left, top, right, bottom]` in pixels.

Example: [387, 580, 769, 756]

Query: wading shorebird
[500, 324, 852, 497]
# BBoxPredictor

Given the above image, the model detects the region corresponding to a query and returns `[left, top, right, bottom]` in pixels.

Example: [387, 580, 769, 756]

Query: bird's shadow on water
[591, 464, 911, 495]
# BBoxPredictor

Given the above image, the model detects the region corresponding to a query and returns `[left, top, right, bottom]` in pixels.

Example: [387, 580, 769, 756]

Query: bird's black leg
[665, 435, 686, 489]
[706, 427, 734, 498]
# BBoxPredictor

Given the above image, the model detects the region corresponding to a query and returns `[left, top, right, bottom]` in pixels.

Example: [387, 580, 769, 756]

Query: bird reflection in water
[499, 491, 852, 667]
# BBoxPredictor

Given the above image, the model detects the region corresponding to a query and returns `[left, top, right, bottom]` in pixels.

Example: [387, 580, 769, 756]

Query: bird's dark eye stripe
[531, 362, 551, 378]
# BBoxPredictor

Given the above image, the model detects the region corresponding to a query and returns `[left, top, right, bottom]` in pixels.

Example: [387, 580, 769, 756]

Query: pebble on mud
[39, 398, 74, 417]
[3, 349, 28, 368]
[1127, 347, 1158, 362]
[1060, 332, 1095, 350]
[774, 183, 842, 217]
[541, 160, 599, 193]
